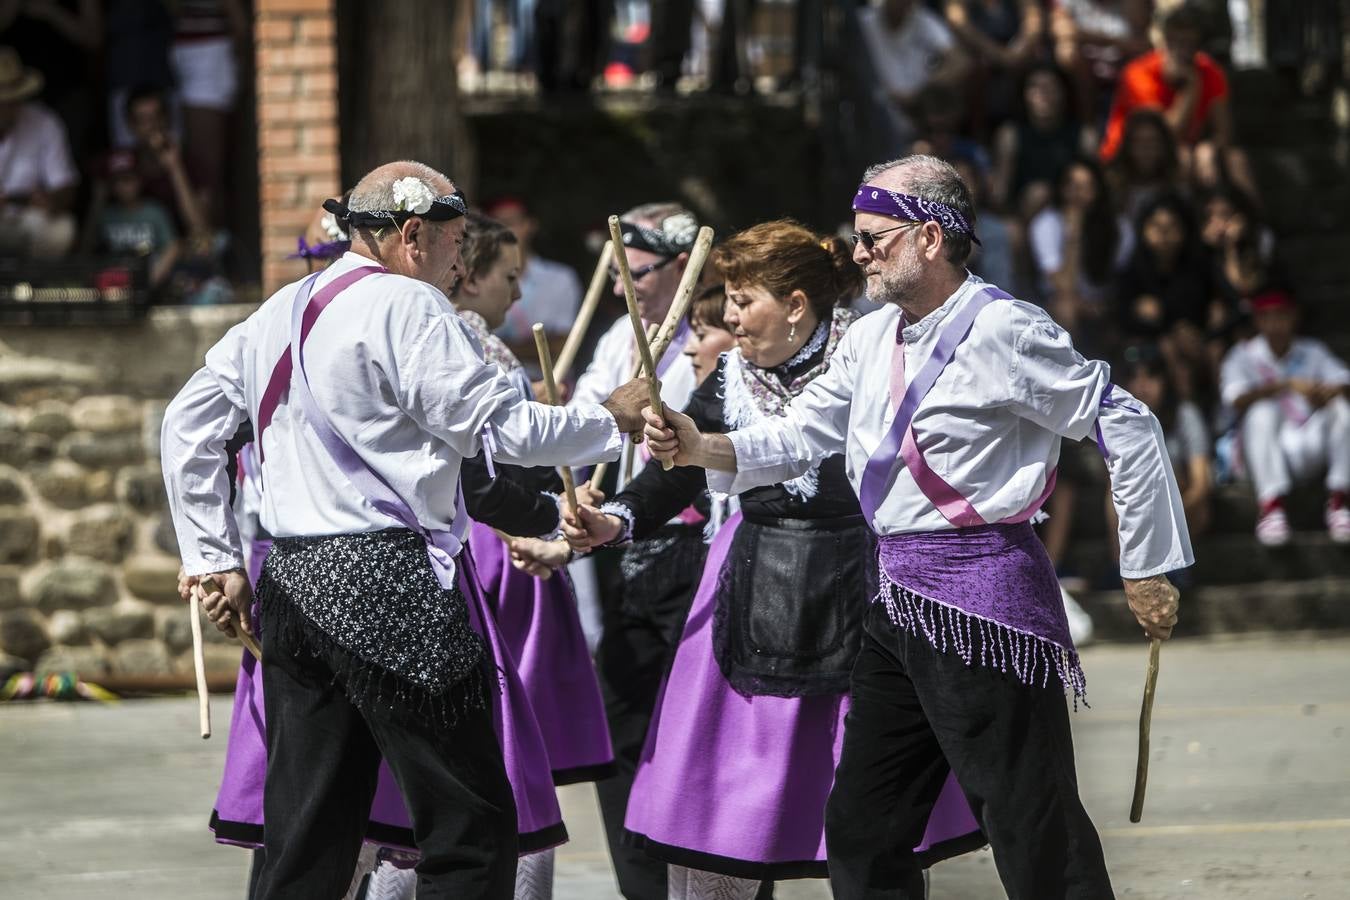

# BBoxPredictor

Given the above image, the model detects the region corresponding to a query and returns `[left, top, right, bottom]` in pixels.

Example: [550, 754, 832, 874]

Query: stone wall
[0, 305, 259, 682]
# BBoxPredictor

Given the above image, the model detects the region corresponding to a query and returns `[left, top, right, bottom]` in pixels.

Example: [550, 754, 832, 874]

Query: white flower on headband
[662, 212, 698, 249]
[391, 177, 435, 215]
[320, 212, 347, 241]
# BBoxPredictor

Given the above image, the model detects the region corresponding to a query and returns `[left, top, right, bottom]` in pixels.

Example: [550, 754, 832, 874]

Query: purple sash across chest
[256, 267, 469, 588]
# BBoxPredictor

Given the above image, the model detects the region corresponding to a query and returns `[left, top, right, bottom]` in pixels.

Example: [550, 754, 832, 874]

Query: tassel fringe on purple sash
[875, 570, 1087, 707]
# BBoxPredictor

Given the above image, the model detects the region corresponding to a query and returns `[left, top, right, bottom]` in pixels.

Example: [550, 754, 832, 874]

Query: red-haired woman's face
[723, 282, 814, 370]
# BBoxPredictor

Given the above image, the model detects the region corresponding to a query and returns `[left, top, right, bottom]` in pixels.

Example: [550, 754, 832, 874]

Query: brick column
[255, 0, 341, 293]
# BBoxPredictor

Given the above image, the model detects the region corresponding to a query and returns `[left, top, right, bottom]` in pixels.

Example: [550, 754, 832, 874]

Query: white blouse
[710, 274, 1193, 580]
[162, 252, 622, 577]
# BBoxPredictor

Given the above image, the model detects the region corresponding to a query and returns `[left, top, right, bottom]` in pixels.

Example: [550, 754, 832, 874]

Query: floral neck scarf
[720, 306, 858, 499]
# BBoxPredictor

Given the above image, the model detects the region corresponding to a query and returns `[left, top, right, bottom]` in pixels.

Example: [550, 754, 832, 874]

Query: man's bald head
[346, 160, 465, 286]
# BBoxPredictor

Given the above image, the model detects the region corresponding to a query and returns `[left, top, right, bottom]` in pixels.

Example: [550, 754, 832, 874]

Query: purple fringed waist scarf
[875, 522, 1086, 702]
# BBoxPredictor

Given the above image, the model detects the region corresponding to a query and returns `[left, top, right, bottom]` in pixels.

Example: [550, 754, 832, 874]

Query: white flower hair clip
[662, 212, 699, 249]
[320, 212, 347, 241]
[391, 177, 436, 215]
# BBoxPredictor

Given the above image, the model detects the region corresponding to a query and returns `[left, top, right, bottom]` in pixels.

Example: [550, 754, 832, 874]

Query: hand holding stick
[199, 576, 262, 661]
[534, 323, 580, 515]
[1130, 637, 1163, 822]
[590, 323, 659, 491]
[554, 240, 613, 384]
[608, 215, 670, 469]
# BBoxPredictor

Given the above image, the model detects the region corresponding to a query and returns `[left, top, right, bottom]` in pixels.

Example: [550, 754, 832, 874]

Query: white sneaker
[1256, 507, 1291, 547]
[1327, 504, 1350, 544]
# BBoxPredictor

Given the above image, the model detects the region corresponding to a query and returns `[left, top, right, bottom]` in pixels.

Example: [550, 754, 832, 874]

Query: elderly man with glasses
[643, 155, 1192, 900]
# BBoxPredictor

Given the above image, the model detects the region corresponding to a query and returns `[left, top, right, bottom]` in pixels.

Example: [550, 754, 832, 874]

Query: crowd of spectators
[0, 0, 245, 304]
[854, 0, 1350, 573]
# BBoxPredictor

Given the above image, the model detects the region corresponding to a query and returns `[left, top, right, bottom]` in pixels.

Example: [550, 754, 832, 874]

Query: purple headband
[853, 184, 980, 245]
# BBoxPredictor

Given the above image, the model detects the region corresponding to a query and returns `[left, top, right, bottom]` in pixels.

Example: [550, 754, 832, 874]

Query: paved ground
[2, 634, 1348, 899]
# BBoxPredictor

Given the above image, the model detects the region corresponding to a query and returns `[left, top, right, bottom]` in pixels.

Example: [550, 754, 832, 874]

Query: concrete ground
[1, 634, 1347, 899]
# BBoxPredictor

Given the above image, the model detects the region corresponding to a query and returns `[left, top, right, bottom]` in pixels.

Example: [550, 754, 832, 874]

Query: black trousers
[593, 528, 705, 900]
[825, 604, 1115, 900]
[255, 598, 519, 900]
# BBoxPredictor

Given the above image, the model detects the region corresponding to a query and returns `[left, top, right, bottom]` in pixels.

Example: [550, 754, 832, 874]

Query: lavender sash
[859, 287, 1011, 524]
[285, 271, 469, 588]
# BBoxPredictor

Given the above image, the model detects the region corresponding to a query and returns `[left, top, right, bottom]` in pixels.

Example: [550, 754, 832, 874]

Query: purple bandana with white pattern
[853, 184, 980, 245]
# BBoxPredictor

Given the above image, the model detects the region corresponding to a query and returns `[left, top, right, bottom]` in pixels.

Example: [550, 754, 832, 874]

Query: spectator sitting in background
[1117, 344, 1214, 536]
[485, 196, 584, 374]
[1201, 187, 1280, 321]
[1051, 0, 1152, 123]
[124, 84, 209, 243]
[85, 149, 180, 290]
[1108, 108, 1186, 221]
[0, 47, 78, 258]
[1220, 289, 1350, 546]
[991, 62, 1097, 219]
[1099, 3, 1260, 202]
[1028, 156, 1131, 351]
[857, 0, 970, 150]
[0, 0, 101, 160]
[952, 157, 1016, 292]
[1117, 193, 1223, 405]
[941, 0, 1044, 133]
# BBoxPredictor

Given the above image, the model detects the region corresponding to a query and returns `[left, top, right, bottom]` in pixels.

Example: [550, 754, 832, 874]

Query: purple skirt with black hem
[467, 520, 614, 785]
[209, 540, 568, 855]
[623, 513, 983, 879]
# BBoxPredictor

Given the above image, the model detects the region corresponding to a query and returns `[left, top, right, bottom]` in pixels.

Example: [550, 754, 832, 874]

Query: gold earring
[789, 323, 797, 342]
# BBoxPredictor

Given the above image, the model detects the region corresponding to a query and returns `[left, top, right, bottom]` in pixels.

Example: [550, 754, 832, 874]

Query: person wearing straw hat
[643, 155, 1192, 900]
[569, 201, 705, 900]
[0, 46, 78, 258]
[162, 160, 650, 899]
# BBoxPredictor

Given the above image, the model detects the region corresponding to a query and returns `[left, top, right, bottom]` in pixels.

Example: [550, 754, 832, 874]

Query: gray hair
[862, 155, 976, 265]
[347, 160, 453, 237]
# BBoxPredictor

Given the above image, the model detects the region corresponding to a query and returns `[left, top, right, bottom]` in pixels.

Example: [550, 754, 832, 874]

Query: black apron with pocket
[712, 513, 875, 698]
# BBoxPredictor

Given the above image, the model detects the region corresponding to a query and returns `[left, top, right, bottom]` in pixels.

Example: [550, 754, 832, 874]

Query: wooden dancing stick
[187, 594, 210, 739]
[1129, 638, 1163, 823]
[589, 323, 659, 491]
[554, 240, 614, 384]
[607, 215, 670, 470]
[533, 323, 580, 515]
[199, 576, 263, 662]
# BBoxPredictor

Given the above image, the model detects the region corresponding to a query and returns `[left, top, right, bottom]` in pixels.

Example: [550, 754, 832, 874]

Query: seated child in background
[1220, 290, 1350, 546]
[92, 149, 180, 290]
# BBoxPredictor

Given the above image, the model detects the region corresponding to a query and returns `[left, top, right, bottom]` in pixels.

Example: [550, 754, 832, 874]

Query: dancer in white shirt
[644, 155, 1190, 900]
[1220, 288, 1350, 546]
[161, 160, 648, 899]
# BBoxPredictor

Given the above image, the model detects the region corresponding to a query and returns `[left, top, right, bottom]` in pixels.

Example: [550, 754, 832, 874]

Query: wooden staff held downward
[1130, 637, 1163, 822]
[533, 323, 579, 515]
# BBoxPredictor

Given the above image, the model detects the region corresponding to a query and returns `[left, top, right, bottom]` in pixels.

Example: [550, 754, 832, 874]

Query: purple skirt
[468, 521, 614, 784]
[210, 540, 567, 854]
[623, 514, 983, 880]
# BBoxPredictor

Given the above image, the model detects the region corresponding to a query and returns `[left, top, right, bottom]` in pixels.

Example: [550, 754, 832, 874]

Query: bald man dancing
[162, 160, 648, 899]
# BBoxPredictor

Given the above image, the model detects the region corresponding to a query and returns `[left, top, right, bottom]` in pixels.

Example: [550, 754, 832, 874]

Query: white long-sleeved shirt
[571, 313, 698, 484]
[710, 274, 1193, 580]
[162, 252, 623, 577]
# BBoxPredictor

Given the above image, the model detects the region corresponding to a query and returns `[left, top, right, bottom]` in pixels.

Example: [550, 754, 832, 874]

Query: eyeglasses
[609, 256, 676, 282]
[850, 222, 920, 251]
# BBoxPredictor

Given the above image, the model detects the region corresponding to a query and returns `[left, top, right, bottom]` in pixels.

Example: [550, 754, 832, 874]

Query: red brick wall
[255, 0, 341, 293]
